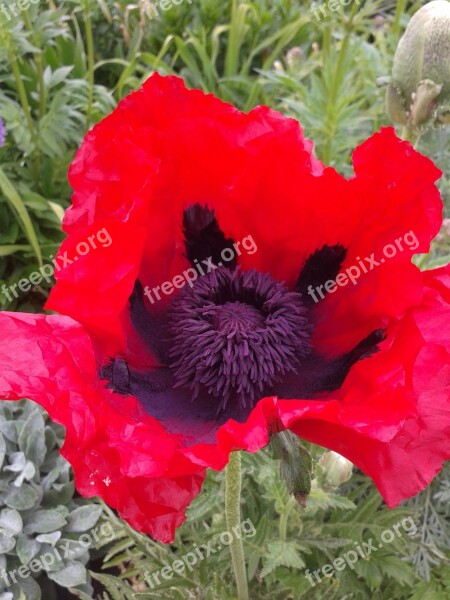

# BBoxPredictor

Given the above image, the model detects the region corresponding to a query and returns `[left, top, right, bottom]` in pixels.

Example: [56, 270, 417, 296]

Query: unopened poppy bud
[319, 451, 353, 489]
[386, 0, 450, 128]
[271, 431, 312, 507]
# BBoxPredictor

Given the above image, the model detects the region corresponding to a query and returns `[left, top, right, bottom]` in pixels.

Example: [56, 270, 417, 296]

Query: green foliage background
[0, 0, 450, 598]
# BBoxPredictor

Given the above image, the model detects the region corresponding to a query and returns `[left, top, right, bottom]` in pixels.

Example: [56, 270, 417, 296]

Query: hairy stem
[225, 452, 249, 600]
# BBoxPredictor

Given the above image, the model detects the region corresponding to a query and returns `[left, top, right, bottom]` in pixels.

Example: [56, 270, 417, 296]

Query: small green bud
[386, 0, 450, 129]
[319, 451, 353, 490]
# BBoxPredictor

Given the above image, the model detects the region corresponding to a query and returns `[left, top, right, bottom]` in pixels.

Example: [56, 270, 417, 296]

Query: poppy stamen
[168, 268, 312, 412]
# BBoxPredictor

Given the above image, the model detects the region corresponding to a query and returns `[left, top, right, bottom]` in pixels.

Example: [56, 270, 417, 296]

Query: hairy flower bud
[386, 0, 450, 128]
[271, 431, 312, 507]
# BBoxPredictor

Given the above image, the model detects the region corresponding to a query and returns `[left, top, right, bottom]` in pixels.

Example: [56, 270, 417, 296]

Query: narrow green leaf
[0, 168, 42, 266]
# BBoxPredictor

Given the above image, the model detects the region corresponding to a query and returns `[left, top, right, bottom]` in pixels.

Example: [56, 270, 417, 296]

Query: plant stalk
[9, 49, 40, 183]
[225, 452, 249, 600]
[84, 0, 95, 130]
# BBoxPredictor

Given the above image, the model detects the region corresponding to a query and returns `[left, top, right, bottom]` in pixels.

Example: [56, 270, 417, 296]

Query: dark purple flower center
[101, 206, 385, 436]
[168, 268, 312, 411]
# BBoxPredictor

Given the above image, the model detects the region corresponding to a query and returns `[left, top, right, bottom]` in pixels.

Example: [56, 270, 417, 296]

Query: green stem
[400, 125, 422, 149]
[21, 9, 44, 183]
[10, 56, 34, 141]
[392, 0, 407, 38]
[22, 10, 46, 119]
[321, 6, 357, 165]
[9, 49, 39, 183]
[279, 496, 297, 543]
[225, 452, 249, 600]
[84, 0, 95, 130]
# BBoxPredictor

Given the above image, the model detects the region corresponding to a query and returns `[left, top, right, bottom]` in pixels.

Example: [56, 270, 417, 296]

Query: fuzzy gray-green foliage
[0, 400, 104, 600]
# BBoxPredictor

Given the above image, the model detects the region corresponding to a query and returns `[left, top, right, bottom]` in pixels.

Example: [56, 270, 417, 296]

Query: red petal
[0, 313, 205, 542]
[48, 74, 322, 342]
[311, 128, 443, 356]
[280, 265, 450, 507]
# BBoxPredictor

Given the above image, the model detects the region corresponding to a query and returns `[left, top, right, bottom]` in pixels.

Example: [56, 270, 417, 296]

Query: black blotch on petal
[319, 329, 387, 392]
[129, 280, 171, 364]
[183, 204, 237, 269]
[297, 244, 347, 306]
[100, 358, 131, 395]
[276, 329, 386, 399]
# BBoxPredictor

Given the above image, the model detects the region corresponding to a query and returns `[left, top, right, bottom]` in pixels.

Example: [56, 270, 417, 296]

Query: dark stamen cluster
[168, 268, 312, 411]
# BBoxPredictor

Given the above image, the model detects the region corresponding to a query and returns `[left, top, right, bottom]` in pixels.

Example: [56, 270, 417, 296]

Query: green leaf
[0, 434, 6, 470]
[0, 168, 42, 267]
[260, 541, 305, 578]
[23, 510, 67, 534]
[48, 561, 87, 588]
[65, 505, 102, 533]
[16, 534, 41, 565]
[0, 245, 32, 257]
[0, 533, 16, 553]
[4, 485, 39, 511]
[0, 508, 23, 537]
[18, 410, 46, 468]
[35, 531, 61, 546]
[10, 576, 41, 600]
[90, 572, 132, 600]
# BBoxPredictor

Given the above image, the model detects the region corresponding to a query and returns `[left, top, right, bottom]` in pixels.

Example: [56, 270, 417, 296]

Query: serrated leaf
[377, 554, 414, 585]
[90, 572, 131, 600]
[247, 513, 269, 581]
[308, 489, 356, 512]
[260, 541, 305, 578]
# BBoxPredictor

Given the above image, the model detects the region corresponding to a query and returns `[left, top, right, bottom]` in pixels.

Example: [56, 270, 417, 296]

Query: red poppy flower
[0, 74, 449, 543]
